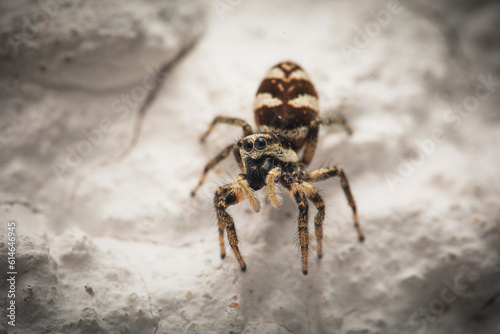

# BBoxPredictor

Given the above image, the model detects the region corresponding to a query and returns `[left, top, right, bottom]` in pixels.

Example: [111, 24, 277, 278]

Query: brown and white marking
[254, 61, 319, 150]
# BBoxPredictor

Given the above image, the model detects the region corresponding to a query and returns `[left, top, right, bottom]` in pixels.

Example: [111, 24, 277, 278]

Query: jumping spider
[192, 61, 364, 275]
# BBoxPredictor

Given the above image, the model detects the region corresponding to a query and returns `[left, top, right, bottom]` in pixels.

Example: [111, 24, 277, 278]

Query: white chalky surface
[1, 0, 500, 333]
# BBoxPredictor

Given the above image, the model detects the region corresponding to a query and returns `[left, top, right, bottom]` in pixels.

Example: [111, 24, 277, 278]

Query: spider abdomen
[254, 61, 319, 150]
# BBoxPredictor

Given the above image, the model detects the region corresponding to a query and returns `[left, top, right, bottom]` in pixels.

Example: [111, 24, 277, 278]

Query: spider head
[238, 133, 298, 190]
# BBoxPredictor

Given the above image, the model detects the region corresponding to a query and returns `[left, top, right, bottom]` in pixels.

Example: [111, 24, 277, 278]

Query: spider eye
[237, 141, 242, 148]
[255, 137, 267, 150]
[242, 140, 253, 152]
[267, 136, 276, 144]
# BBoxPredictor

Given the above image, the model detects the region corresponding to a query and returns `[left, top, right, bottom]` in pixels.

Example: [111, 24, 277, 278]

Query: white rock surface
[1, 1, 500, 333]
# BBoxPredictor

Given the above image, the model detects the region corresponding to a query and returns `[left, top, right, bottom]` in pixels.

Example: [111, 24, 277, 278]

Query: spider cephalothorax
[191, 61, 364, 275]
[237, 133, 297, 191]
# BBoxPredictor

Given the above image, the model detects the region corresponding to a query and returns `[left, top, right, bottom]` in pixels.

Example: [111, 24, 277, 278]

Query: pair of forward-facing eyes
[237, 135, 280, 152]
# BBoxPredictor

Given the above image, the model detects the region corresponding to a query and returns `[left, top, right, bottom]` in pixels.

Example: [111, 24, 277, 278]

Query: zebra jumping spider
[192, 61, 364, 275]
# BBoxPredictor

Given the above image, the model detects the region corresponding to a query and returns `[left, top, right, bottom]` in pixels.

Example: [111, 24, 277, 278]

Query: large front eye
[242, 140, 253, 152]
[254, 137, 266, 150]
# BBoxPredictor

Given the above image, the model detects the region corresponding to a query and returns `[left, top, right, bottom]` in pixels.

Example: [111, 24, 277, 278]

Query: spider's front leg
[285, 181, 310, 275]
[200, 116, 253, 143]
[214, 182, 247, 271]
[301, 182, 326, 259]
[192, 143, 236, 196]
[192, 116, 253, 197]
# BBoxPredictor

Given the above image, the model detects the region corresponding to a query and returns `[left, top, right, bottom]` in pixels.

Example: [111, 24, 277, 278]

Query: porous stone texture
[0, 0, 206, 229]
[1, 0, 207, 333]
[1, 0, 500, 333]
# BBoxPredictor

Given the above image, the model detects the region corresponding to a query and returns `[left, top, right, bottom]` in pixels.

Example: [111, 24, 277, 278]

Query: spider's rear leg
[301, 182, 326, 259]
[320, 115, 352, 135]
[192, 143, 237, 196]
[285, 182, 309, 275]
[301, 116, 352, 166]
[306, 167, 364, 242]
[214, 183, 247, 271]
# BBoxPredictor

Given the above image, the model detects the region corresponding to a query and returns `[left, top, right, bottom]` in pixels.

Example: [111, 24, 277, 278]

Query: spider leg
[266, 166, 282, 208]
[192, 116, 251, 196]
[301, 182, 325, 259]
[200, 116, 253, 143]
[232, 145, 245, 173]
[319, 115, 352, 135]
[214, 182, 247, 271]
[191, 143, 236, 196]
[300, 120, 319, 166]
[306, 167, 364, 242]
[236, 173, 260, 212]
[285, 182, 310, 275]
[301, 116, 352, 166]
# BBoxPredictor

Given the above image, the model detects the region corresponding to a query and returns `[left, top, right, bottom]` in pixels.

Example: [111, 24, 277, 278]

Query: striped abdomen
[254, 61, 319, 150]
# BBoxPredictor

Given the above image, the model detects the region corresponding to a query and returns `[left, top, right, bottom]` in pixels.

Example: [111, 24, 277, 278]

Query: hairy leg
[232, 145, 245, 173]
[192, 116, 251, 196]
[306, 167, 364, 242]
[214, 182, 247, 271]
[301, 116, 352, 166]
[285, 182, 310, 275]
[301, 182, 326, 259]
[319, 115, 352, 135]
[200, 116, 253, 143]
[191, 143, 236, 196]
